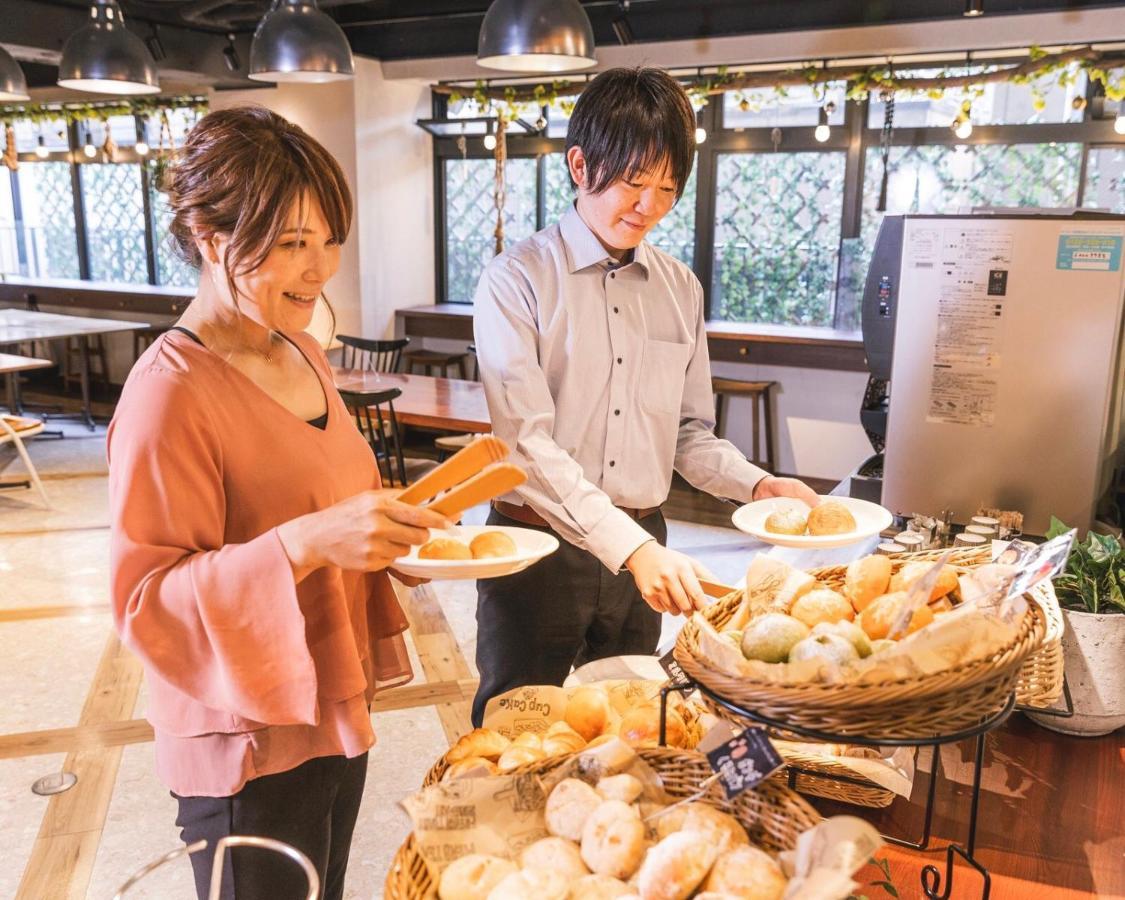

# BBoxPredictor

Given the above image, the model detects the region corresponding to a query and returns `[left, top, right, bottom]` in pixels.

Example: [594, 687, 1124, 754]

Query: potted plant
[1026, 517, 1125, 736]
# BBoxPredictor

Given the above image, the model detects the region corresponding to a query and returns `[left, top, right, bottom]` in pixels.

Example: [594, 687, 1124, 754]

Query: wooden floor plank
[0, 603, 112, 623]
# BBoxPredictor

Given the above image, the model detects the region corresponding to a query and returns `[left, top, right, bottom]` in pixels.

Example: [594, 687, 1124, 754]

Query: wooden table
[0, 352, 53, 415]
[331, 368, 491, 433]
[0, 309, 148, 429]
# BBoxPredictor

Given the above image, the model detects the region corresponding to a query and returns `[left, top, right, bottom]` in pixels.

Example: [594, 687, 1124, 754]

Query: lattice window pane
[9, 162, 81, 279]
[543, 152, 697, 268]
[1083, 145, 1125, 214]
[149, 173, 198, 288]
[711, 151, 846, 326]
[80, 163, 149, 284]
[444, 156, 537, 302]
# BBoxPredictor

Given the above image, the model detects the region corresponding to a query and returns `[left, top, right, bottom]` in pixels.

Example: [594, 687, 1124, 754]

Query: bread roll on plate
[806, 501, 857, 536]
[438, 854, 517, 900]
[471, 531, 518, 559]
[764, 506, 808, 535]
[419, 538, 473, 560]
[635, 830, 718, 900]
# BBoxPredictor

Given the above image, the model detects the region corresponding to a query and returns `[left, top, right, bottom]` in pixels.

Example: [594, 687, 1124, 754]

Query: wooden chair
[339, 388, 408, 487]
[434, 343, 480, 460]
[402, 347, 469, 379]
[711, 377, 777, 472]
[0, 415, 50, 507]
[338, 336, 409, 373]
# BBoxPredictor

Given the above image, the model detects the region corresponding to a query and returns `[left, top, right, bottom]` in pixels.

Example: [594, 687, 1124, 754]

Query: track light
[35, 136, 49, 159]
[814, 106, 830, 142]
[612, 0, 634, 46]
[964, 0, 984, 15]
[223, 34, 241, 72]
[145, 28, 166, 62]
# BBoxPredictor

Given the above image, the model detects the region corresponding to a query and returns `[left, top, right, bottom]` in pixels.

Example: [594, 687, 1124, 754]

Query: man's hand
[625, 541, 717, 616]
[752, 475, 821, 508]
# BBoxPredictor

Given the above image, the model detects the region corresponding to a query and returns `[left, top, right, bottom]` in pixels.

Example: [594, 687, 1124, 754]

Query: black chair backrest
[338, 387, 408, 486]
[338, 335, 409, 373]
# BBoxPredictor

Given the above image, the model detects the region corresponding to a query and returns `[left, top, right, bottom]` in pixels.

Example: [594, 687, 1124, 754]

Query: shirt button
[613, 307, 619, 314]
[610, 272, 616, 279]
[609, 460, 616, 467]
[616, 357, 622, 364]
[614, 409, 620, 416]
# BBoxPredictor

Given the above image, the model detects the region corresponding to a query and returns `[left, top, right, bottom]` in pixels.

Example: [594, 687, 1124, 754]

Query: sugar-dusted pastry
[635, 830, 718, 900]
[789, 588, 855, 628]
[844, 554, 893, 613]
[565, 686, 613, 741]
[442, 756, 499, 781]
[806, 501, 857, 536]
[581, 800, 646, 880]
[546, 778, 604, 842]
[470, 531, 518, 559]
[419, 537, 473, 560]
[701, 845, 787, 900]
[446, 728, 511, 764]
[520, 836, 590, 880]
[438, 854, 517, 900]
[595, 773, 645, 804]
[486, 867, 569, 900]
[859, 591, 935, 640]
[570, 873, 634, 900]
[763, 506, 808, 536]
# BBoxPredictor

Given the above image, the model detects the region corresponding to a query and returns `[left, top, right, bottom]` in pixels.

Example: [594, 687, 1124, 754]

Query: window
[1084, 146, 1125, 213]
[712, 152, 846, 327]
[81, 163, 148, 284]
[8, 162, 81, 280]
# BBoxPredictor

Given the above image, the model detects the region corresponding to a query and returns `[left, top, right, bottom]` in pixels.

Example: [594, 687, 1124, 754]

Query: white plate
[731, 495, 894, 548]
[393, 525, 559, 580]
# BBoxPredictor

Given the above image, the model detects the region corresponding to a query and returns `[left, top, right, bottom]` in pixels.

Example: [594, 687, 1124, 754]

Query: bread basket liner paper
[481, 680, 672, 737]
[402, 741, 883, 900]
[771, 741, 916, 798]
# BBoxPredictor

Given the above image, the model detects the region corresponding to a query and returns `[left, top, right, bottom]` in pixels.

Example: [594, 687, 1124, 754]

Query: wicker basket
[386, 747, 820, 900]
[778, 749, 896, 808]
[675, 548, 1048, 741]
[1013, 581, 1065, 708]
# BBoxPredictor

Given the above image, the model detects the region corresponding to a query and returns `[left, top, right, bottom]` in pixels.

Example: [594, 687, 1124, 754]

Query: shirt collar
[560, 203, 650, 280]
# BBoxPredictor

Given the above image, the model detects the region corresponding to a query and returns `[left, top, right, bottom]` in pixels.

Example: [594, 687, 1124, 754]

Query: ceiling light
[694, 126, 706, 144]
[814, 106, 830, 142]
[249, 0, 354, 83]
[35, 136, 49, 159]
[0, 46, 30, 101]
[223, 34, 241, 73]
[477, 0, 596, 73]
[964, 0, 984, 15]
[58, 0, 160, 95]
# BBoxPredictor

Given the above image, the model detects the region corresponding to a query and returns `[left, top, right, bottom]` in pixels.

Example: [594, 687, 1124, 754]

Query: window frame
[433, 70, 1123, 329]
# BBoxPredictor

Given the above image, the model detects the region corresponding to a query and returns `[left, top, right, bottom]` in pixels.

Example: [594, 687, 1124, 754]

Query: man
[471, 67, 818, 726]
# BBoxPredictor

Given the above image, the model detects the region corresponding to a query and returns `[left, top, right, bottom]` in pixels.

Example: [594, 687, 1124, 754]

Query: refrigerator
[863, 212, 1125, 535]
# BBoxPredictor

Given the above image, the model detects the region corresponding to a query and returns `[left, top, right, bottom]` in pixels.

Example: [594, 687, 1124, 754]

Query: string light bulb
[814, 106, 830, 142]
[82, 128, 97, 158]
[483, 132, 497, 150]
[694, 126, 707, 144]
[35, 135, 49, 159]
[135, 139, 149, 156]
[1115, 111, 1125, 135]
[952, 100, 973, 140]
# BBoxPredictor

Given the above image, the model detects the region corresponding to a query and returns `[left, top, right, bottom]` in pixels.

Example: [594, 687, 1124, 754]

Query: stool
[402, 349, 469, 379]
[133, 325, 172, 361]
[63, 335, 109, 389]
[712, 377, 777, 471]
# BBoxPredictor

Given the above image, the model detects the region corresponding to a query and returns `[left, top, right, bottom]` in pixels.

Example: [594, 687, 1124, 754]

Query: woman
[107, 106, 447, 899]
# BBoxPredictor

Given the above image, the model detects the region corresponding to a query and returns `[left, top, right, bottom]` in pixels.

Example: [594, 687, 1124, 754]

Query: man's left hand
[752, 475, 821, 508]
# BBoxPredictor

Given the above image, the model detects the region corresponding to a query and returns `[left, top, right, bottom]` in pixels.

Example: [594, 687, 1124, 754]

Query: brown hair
[162, 105, 352, 311]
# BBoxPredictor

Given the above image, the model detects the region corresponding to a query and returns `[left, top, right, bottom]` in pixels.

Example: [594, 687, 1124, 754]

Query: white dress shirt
[473, 204, 770, 572]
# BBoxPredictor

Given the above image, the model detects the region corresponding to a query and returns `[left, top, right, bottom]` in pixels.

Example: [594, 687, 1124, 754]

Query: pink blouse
[108, 329, 412, 797]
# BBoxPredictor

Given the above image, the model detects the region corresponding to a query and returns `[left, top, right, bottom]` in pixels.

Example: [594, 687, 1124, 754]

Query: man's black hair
[565, 67, 696, 199]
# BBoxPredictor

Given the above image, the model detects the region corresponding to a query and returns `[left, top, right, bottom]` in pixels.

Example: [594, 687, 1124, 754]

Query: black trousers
[471, 508, 666, 727]
[173, 752, 368, 900]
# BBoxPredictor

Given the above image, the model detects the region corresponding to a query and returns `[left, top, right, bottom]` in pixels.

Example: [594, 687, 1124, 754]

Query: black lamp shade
[58, 0, 160, 95]
[249, 0, 355, 84]
[477, 0, 596, 73]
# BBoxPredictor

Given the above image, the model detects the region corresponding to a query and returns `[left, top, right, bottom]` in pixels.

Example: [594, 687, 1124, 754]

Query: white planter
[1027, 607, 1125, 736]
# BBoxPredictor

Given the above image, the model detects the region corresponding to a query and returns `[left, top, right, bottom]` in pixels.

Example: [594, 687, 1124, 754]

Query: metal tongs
[395, 434, 526, 518]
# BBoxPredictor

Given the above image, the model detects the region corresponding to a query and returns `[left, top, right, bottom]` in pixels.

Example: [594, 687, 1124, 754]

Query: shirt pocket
[640, 339, 692, 416]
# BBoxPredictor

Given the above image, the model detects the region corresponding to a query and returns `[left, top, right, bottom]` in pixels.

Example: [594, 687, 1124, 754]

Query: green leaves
[847, 857, 900, 899]
[1048, 516, 1125, 615]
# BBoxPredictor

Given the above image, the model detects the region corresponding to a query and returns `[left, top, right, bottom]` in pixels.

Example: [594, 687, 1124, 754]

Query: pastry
[618, 705, 687, 749]
[740, 613, 809, 663]
[438, 854, 517, 900]
[496, 744, 545, 773]
[763, 506, 808, 535]
[486, 868, 569, 900]
[635, 830, 718, 900]
[735, 557, 817, 627]
[520, 836, 590, 880]
[859, 591, 935, 640]
[844, 555, 893, 613]
[471, 531, 518, 559]
[580, 800, 646, 880]
[546, 778, 604, 842]
[679, 803, 750, 854]
[596, 773, 644, 804]
[419, 537, 473, 560]
[446, 728, 511, 764]
[806, 501, 857, 536]
[789, 588, 854, 628]
[570, 873, 634, 899]
[890, 562, 959, 602]
[701, 845, 787, 900]
[443, 757, 500, 781]
[512, 731, 544, 749]
[543, 722, 588, 757]
[565, 686, 613, 741]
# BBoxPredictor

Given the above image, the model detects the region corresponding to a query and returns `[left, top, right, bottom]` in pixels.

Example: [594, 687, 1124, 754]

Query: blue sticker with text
[1056, 234, 1123, 272]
